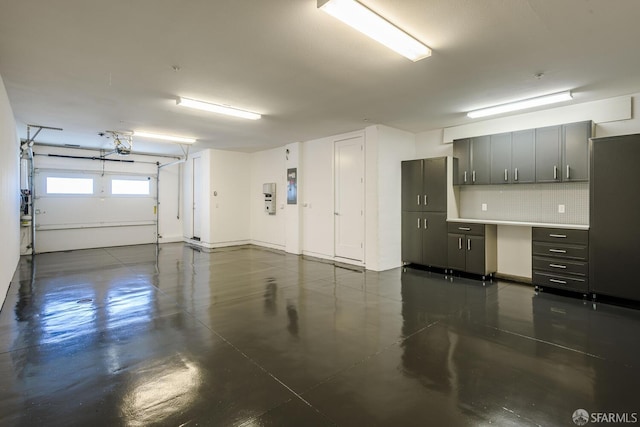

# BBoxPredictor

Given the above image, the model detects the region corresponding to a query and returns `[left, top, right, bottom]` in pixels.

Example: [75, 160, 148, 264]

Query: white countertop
[447, 218, 589, 230]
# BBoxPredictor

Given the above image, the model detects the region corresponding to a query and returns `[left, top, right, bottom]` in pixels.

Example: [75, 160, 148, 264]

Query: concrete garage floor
[0, 243, 639, 426]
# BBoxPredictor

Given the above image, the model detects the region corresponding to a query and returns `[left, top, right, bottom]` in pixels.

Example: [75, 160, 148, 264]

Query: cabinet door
[401, 160, 423, 211]
[563, 121, 590, 182]
[511, 129, 535, 183]
[422, 212, 447, 268]
[490, 133, 512, 184]
[453, 139, 471, 185]
[535, 126, 561, 182]
[402, 211, 422, 264]
[447, 233, 466, 271]
[423, 157, 446, 212]
[471, 136, 491, 184]
[465, 235, 486, 275]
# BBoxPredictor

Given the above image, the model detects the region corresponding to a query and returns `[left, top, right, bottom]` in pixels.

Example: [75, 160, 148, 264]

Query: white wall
[366, 125, 416, 271]
[250, 146, 286, 250]
[0, 75, 20, 309]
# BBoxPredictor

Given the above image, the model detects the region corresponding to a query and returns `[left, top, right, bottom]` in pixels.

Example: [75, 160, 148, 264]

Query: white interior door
[334, 135, 364, 261]
[192, 156, 201, 239]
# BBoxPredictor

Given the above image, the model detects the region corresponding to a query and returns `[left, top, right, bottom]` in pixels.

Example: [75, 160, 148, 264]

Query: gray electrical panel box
[263, 183, 276, 215]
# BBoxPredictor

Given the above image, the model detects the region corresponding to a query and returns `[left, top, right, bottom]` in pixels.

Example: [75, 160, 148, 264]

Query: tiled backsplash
[458, 182, 589, 225]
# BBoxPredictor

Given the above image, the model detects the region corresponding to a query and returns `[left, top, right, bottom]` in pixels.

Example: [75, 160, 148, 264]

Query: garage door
[33, 154, 158, 253]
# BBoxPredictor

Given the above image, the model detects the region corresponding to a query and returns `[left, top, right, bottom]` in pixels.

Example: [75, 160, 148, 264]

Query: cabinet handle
[554, 165, 558, 180]
[566, 164, 570, 179]
[424, 195, 427, 205]
[458, 227, 471, 231]
[549, 249, 567, 254]
[464, 171, 467, 183]
[417, 218, 421, 229]
[417, 195, 420, 206]
[549, 234, 567, 238]
[424, 218, 428, 229]
[549, 278, 567, 285]
[458, 237, 462, 250]
[467, 238, 471, 251]
[472, 171, 476, 182]
[514, 168, 518, 181]
[549, 264, 567, 269]
[504, 169, 508, 181]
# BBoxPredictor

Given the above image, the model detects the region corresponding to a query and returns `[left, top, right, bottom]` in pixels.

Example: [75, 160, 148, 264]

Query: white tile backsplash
[458, 182, 589, 225]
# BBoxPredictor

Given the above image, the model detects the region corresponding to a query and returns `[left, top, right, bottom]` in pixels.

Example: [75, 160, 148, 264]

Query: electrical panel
[263, 183, 276, 215]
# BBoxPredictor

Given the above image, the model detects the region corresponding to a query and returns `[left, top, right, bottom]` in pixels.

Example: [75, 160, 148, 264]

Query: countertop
[447, 218, 589, 230]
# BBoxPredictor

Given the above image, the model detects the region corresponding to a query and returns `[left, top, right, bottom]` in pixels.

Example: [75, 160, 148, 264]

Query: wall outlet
[481, 203, 488, 211]
[558, 204, 565, 213]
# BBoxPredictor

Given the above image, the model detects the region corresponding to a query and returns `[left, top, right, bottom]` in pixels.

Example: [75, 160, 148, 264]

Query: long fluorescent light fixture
[318, 0, 431, 62]
[133, 131, 196, 144]
[467, 91, 573, 119]
[177, 97, 261, 120]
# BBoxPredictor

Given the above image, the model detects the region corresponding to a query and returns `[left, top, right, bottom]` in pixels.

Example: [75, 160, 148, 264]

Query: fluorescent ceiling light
[467, 91, 573, 119]
[177, 97, 261, 120]
[133, 131, 196, 144]
[318, 0, 431, 62]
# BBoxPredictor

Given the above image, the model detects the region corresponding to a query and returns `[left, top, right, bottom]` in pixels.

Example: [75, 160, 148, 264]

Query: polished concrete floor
[1, 243, 639, 426]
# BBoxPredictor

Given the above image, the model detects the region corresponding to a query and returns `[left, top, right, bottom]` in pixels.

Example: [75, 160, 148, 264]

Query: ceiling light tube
[318, 0, 431, 62]
[467, 91, 573, 119]
[177, 97, 261, 120]
[133, 131, 196, 144]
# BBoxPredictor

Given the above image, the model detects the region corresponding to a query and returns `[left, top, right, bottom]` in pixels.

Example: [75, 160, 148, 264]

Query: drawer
[532, 242, 588, 261]
[447, 222, 484, 236]
[533, 271, 588, 293]
[532, 256, 588, 276]
[532, 227, 588, 245]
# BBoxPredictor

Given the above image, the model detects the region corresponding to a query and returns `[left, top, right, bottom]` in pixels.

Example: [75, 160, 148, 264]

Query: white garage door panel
[37, 226, 157, 253]
[36, 197, 156, 227]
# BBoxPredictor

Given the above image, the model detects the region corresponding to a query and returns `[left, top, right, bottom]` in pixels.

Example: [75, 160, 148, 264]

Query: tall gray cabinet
[401, 157, 448, 269]
[589, 134, 640, 302]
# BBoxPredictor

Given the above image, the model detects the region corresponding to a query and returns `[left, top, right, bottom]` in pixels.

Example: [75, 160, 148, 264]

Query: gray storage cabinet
[532, 227, 589, 295]
[453, 136, 490, 185]
[401, 157, 448, 268]
[447, 222, 497, 279]
[589, 134, 640, 302]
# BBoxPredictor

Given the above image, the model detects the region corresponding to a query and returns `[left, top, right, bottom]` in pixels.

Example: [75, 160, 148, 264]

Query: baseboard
[183, 238, 251, 249]
[159, 235, 183, 243]
[494, 272, 532, 285]
[250, 240, 286, 251]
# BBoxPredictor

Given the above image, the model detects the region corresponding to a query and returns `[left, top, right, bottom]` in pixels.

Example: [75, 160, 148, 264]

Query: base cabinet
[447, 222, 497, 278]
[532, 227, 589, 294]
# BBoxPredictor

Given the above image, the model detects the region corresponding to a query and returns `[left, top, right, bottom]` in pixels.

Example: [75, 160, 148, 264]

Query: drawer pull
[549, 264, 567, 269]
[458, 227, 471, 231]
[549, 234, 567, 238]
[549, 278, 567, 285]
[417, 218, 421, 229]
[549, 249, 567, 254]
[417, 195, 420, 205]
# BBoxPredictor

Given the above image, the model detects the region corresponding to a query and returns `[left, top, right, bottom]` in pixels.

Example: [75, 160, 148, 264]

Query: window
[111, 179, 150, 195]
[46, 177, 94, 194]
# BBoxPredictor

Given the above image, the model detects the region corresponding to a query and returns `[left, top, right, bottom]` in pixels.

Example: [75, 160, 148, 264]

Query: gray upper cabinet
[454, 120, 590, 186]
[423, 157, 447, 211]
[453, 138, 471, 185]
[471, 136, 491, 184]
[401, 160, 423, 211]
[490, 133, 512, 184]
[535, 125, 562, 182]
[511, 129, 535, 183]
[563, 121, 591, 182]
[453, 136, 489, 185]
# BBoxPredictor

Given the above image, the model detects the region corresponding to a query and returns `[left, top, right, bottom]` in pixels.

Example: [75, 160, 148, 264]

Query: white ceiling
[1, 0, 640, 155]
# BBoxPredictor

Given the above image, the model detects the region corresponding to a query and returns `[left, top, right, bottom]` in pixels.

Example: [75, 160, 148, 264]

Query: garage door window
[46, 177, 94, 195]
[111, 179, 150, 195]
